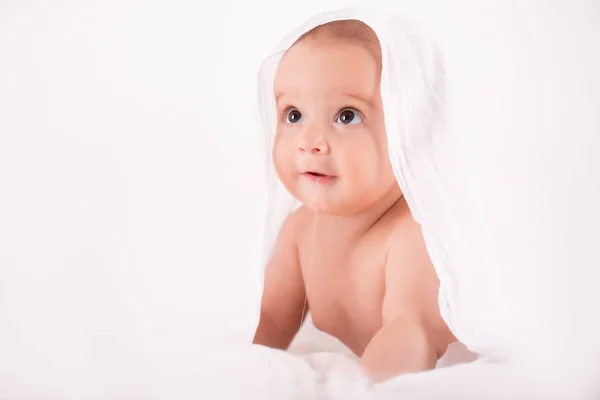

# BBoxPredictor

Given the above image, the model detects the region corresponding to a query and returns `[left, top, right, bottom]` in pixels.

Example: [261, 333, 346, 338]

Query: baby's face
[272, 39, 397, 215]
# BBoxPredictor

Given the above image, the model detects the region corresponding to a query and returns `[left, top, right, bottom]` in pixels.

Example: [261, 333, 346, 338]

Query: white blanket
[189, 317, 597, 399]
[194, 343, 597, 400]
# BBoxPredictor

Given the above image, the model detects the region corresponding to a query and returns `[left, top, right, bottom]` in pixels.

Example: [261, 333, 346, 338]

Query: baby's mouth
[302, 171, 337, 183]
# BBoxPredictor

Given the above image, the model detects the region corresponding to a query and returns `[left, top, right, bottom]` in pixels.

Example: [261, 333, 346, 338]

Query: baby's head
[272, 20, 400, 215]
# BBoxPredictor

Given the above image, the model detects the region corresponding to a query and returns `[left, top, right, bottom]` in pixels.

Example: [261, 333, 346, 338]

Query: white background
[1, 0, 599, 398]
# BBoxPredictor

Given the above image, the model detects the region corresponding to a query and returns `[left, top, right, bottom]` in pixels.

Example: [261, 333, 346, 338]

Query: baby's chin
[297, 198, 357, 216]
[301, 204, 338, 215]
[288, 184, 361, 215]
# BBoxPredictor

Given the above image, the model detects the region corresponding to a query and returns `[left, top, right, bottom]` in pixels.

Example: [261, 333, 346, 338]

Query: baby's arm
[253, 212, 307, 350]
[361, 219, 451, 382]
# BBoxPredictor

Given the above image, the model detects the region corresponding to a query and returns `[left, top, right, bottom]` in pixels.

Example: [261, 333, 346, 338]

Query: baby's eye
[336, 109, 363, 125]
[285, 108, 304, 124]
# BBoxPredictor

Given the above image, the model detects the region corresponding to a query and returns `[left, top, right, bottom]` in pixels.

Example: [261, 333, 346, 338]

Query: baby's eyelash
[279, 104, 295, 121]
[337, 105, 365, 120]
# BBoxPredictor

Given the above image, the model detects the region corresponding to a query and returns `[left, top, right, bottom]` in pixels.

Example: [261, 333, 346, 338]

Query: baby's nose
[298, 137, 329, 155]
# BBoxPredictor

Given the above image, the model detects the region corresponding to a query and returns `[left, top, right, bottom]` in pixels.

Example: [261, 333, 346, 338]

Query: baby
[253, 19, 456, 382]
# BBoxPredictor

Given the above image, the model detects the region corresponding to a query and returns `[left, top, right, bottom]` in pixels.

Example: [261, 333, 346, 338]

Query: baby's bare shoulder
[276, 206, 312, 245]
[383, 202, 422, 249]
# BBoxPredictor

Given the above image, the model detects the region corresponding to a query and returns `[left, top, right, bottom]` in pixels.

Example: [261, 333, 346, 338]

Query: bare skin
[253, 21, 456, 382]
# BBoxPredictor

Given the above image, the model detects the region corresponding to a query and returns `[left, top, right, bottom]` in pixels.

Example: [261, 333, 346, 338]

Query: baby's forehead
[273, 53, 381, 111]
[274, 40, 381, 92]
[280, 32, 380, 82]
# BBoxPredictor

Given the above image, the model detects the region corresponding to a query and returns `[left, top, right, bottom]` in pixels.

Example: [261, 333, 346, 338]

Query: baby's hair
[290, 19, 382, 69]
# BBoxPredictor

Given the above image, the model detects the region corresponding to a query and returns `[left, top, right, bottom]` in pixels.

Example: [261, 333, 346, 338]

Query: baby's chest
[299, 246, 387, 336]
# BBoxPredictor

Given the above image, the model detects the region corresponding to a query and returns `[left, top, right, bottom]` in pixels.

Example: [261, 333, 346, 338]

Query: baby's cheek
[273, 143, 299, 191]
[273, 139, 290, 168]
[342, 147, 380, 184]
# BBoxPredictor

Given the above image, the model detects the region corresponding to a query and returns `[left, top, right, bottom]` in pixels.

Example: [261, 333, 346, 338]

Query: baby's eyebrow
[273, 90, 375, 108]
[274, 91, 286, 103]
[340, 92, 375, 108]
[274, 91, 296, 106]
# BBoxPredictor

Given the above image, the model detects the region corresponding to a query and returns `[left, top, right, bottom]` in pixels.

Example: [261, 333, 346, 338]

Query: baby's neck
[321, 185, 405, 239]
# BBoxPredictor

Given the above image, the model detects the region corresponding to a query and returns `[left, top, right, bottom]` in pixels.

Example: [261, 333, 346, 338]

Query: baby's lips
[302, 171, 337, 183]
[305, 171, 327, 177]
